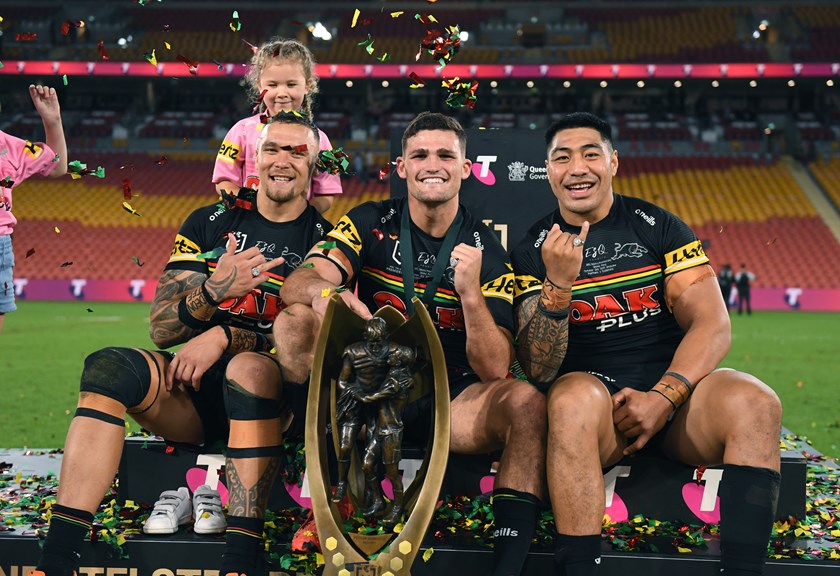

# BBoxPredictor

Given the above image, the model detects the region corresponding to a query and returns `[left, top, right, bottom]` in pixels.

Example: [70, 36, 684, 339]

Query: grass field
[1, 301, 838, 459]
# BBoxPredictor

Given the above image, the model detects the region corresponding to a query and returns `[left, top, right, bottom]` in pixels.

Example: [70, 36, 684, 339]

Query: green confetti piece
[62, 74, 68, 85]
[195, 246, 225, 261]
[317, 241, 337, 250]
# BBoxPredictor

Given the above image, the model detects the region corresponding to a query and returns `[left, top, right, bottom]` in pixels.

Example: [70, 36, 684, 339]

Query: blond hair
[242, 38, 319, 121]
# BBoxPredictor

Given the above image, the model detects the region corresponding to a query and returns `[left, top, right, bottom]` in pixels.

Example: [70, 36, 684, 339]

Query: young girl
[1, 84, 68, 333]
[213, 38, 342, 213]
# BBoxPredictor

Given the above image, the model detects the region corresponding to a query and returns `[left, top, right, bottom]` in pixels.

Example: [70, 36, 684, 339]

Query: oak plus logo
[508, 161, 528, 182]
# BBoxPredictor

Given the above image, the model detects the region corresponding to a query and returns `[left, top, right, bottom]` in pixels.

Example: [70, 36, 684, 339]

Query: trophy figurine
[305, 296, 450, 576]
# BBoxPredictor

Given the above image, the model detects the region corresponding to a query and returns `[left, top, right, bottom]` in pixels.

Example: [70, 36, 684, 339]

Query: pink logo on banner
[604, 494, 629, 523]
[682, 483, 720, 524]
[186, 467, 229, 505]
[471, 163, 496, 185]
[284, 481, 312, 509]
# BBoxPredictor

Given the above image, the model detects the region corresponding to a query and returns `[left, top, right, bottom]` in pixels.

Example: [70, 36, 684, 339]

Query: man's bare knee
[226, 353, 280, 398]
[547, 374, 610, 423]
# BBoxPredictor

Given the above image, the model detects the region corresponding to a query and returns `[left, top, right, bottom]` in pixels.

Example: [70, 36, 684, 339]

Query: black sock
[490, 488, 540, 576]
[37, 504, 94, 576]
[221, 516, 265, 576]
[719, 464, 781, 575]
[554, 533, 602, 576]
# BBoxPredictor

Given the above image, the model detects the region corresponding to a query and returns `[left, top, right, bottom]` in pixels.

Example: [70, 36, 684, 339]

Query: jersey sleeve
[659, 209, 709, 276]
[479, 239, 516, 337]
[310, 129, 343, 198]
[322, 203, 371, 281]
[1, 131, 58, 182]
[165, 206, 215, 274]
[212, 121, 246, 187]
[510, 221, 549, 307]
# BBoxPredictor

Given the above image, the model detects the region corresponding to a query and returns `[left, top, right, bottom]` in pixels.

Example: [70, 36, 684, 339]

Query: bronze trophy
[305, 295, 450, 576]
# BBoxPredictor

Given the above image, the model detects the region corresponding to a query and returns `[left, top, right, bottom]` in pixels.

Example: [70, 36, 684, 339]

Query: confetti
[391, 11, 404, 18]
[163, 24, 171, 32]
[145, 50, 157, 67]
[68, 160, 105, 179]
[132, 256, 144, 267]
[421, 25, 462, 68]
[317, 241, 337, 251]
[177, 54, 199, 75]
[318, 148, 352, 175]
[86, 308, 94, 313]
[195, 246, 225, 261]
[122, 179, 132, 201]
[242, 38, 259, 54]
[379, 164, 391, 181]
[252, 89, 268, 114]
[372, 229, 384, 241]
[164, 41, 171, 50]
[358, 34, 376, 56]
[62, 74, 68, 86]
[155, 155, 168, 165]
[122, 201, 141, 216]
[409, 71, 426, 88]
[1, 176, 13, 188]
[422, 548, 435, 562]
[300, 262, 315, 268]
[229, 10, 241, 32]
[25, 248, 36, 258]
[97, 40, 110, 61]
[415, 14, 438, 24]
[60, 261, 73, 267]
[320, 288, 331, 298]
[16, 33, 37, 41]
[213, 60, 224, 71]
[442, 77, 478, 109]
[54, 227, 60, 234]
[220, 187, 257, 211]
[351, 9, 361, 27]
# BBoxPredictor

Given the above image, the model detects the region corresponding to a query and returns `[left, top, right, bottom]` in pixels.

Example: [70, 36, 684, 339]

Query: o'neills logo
[508, 161, 528, 181]
[493, 527, 519, 537]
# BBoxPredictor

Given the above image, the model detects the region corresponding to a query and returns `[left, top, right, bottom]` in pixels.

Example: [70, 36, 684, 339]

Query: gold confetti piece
[391, 11, 404, 18]
[164, 41, 171, 50]
[54, 227, 60, 233]
[320, 288, 331, 297]
[422, 548, 434, 562]
[351, 8, 360, 27]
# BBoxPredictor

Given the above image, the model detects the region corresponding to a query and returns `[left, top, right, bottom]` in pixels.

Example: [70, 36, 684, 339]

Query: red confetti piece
[294, 144, 309, 153]
[242, 39, 259, 54]
[372, 229, 384, 241]
[177, 54, 199, 75]
[155, 155, 168, 165]
[165, 445, 175, 455]
[409, 71, 426, 88]
[379, 164, 391, 181]
[122, 179, 132, 201]
[97, 40, 110, 61]
[252, 89, 268, 114]
[16, 33, 37, 42]
[25, 248, 36, 259]
[695, 465, 707, 485]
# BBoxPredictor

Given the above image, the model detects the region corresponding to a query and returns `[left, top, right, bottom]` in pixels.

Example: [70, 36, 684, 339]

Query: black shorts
[401, 370, 481, 447]
[156, 351, 233, 448]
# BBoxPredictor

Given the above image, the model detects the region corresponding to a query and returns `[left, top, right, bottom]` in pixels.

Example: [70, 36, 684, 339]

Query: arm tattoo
[515, 294, 570, 385]
[227, 326, 259, 354]
[205, 268, 237, 303]
[149, 269, 207, 348]
[226, 455, 281, 518]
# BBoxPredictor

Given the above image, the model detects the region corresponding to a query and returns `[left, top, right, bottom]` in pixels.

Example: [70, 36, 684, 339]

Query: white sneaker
[192, 484, 226, 535]
[143, 487, 192, 535]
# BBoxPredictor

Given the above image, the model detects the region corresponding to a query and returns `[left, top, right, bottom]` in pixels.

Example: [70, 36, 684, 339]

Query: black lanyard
[399, 201, 463, 316]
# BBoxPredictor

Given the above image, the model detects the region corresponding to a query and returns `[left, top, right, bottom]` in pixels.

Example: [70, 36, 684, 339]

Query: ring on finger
[572, 237, 584, 247]
[251, 266, 262, 278]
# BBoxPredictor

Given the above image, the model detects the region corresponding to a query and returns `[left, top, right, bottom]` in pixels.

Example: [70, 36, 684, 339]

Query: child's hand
[29, 85, 62, 123]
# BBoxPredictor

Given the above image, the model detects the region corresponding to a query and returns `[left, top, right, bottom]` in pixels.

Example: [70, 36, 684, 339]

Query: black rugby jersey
[166, 201, 330, 333]
[325, 197, 515, 374]
[511, 194, 709, 386]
